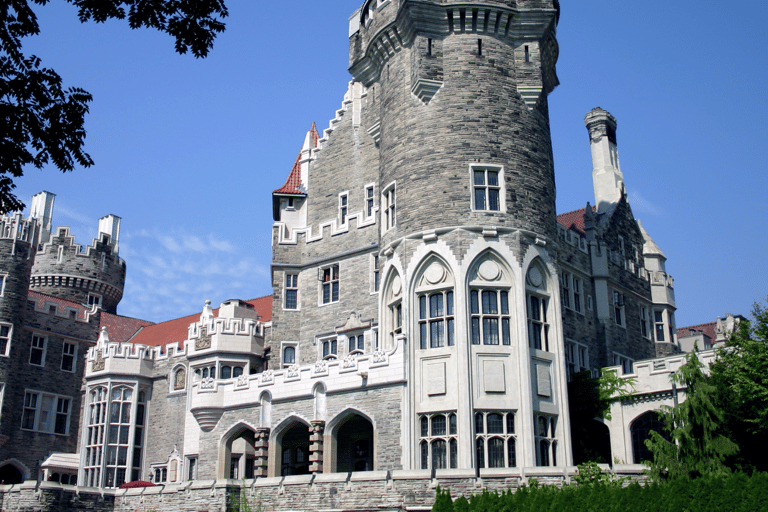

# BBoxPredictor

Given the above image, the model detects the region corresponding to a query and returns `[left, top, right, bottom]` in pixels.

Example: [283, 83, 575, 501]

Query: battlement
[85, 327, 187, 378]
[28, 292, 97, 323]
[187, 315, 265, 358]
[0, 212, 38, 245]
[30, 226, 126, 314]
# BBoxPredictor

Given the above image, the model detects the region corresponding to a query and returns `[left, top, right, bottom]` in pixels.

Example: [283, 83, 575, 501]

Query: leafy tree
[645, 348, 738, 481]
[0, 0, 228, 213]
[710, 298, 768, 473]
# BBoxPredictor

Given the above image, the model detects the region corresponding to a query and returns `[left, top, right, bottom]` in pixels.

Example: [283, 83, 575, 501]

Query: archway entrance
[222, 426, 257, 480]
[279, 422, 311, 476]
[335, 414, 374, 472]
[630, 411, 667, 464]
[0, 463, 23, 485]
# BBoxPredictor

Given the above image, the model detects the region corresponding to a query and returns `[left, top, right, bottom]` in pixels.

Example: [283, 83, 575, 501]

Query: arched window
[418, 412, 457, 469]
[475, 411, 516, 468]
[383, 270, 403, 351]
[283, 346, 296, 366]
[468, 255, 513, 346]
[631, 411, 667, 464]
[414, 260, 455, 350]
[526, 262, 551, 352]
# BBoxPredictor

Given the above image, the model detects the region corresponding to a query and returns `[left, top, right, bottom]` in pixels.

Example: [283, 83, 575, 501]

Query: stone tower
[28, 192, 126, 314]
[270, 0, 570, 473]
[0, 213, 39, 447]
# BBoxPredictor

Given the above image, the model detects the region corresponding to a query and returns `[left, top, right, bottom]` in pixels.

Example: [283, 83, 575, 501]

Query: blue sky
[14, 1, 767, 327]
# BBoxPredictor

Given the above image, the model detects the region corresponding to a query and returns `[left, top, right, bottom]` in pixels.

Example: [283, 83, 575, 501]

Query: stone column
[253, 427, 270, 478]
[309, 420, 325, 473]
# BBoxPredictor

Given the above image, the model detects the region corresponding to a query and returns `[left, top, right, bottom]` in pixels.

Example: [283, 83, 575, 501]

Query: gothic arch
[466, 250, 516, 347]
[258, 391, 272, 428]
[313, 382, 327, 421]
[629, 410, 667, 464]
[218, 420, 260, 479]
[411, 254, 457, 350]
[0, 459, 29, 485]
[170, 363, 187, 392]
[381, 265, 404, 351]
[269, 415, 312, 477]
[325, 408, 376, 473]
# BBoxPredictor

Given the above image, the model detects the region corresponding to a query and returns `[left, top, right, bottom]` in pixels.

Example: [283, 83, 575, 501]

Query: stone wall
[0, 466, 648, 512]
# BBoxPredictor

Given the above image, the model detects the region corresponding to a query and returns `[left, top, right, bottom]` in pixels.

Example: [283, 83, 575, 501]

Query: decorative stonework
[253, 428, 270, 478]
[260, 369, 274, 384]
[195, 326, 212, 350]
[91, 350, 105, 372]
[200, 377, 215, 390]
[173, 368, 186, 390]
[235, 374, 249, 390]
[342, 353, 358, 370]
[287, 364, 300, 379]
[411, 78, 443, 105]
[308, 421, 325, 473]
[313, 360, 328, 375]
[372, 350, 388, 365]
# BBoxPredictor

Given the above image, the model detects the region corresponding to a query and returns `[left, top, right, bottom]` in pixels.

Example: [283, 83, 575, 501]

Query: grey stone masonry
[30, 227, 125, 314]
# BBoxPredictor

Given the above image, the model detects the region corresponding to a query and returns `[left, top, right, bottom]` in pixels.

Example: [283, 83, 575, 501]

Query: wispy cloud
[628, 190, 662, 216]
[117, 227, 270, 322]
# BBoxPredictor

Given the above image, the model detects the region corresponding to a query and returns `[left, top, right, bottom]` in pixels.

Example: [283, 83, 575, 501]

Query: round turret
[0, 213, 38, 440]
[29, 226, 126, 314]
[350, 0, 560, 243]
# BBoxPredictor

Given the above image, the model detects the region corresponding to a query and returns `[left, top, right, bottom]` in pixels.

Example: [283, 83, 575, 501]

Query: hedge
[431, 472, 768, 512]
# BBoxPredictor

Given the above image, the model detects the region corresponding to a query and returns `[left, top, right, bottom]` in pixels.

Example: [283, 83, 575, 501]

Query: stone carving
[424, 262, 445, 285]
[478, 260, 501, 281]
[173, 368, 186, 390]
[314, 360, 328, 374]
[91, 351, 105, 372]
[195, 326, 211, 350]
[287, 364, 300, 378]
[235, 374, 249, 388]
[373, 350, 387, 364]
[342, 353, 357, 369]
[260, 370, 274, 384]
[200, 377, 214, 390]
[527, 267, 543, 288]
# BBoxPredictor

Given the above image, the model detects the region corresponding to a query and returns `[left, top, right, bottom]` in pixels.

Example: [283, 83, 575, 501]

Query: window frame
[282, 342, 298, 368]
[534, 414, 557, 467]
[418, 412, 458, 470]
[470, 288, 511, 346]
[364, 183, 376, 219]
[0, 322, 12, 357]
[30, 334, 47, 367]
[613, 352, 634, 375]
[613, 290, 626, 327]
[87, 293, 102, 308]
[61, 341, 77, 372]
[0, 274, 6, 297]
[565, 340, 589, 379]
[474, 411, 517, 469]
[347, 332, 366, 355]
[319, 264, 340, 305]
[382, 182, 396, 231]
[338, 191, 349, 226]
[526, 293, 550, 352]
[318, 336, 338, 360]
[284, 272, 299, 310]
[21, 389, 72, 435]
[417, 290, 455, 350]
[470, 164, 504, 212]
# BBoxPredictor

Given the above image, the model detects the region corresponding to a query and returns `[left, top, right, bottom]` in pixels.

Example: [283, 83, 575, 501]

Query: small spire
[200, 300, 214, 327]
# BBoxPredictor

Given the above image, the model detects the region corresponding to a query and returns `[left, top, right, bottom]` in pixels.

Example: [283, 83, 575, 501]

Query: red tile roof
[273, 123, 319, 195]
[28, 290, 91, 320]
[556, 206, 595, 235]
[677, 322, 716, 340]
[128, 296, 272, 349]
[100, 313, 154, 344]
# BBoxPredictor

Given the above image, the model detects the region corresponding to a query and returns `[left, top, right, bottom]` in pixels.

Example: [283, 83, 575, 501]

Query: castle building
[0, 0, 684, 502]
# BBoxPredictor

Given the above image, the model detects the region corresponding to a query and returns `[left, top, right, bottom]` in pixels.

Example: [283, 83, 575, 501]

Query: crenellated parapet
[187, 300, 266, 359]
[85, 327, 175, 379]
[350, 0, 559, 101]
[30, 225, 126, 314]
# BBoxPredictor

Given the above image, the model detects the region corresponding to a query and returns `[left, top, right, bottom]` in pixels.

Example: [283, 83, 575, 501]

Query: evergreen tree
[645, 348, 738, 481]
[710, 299, 768, 473]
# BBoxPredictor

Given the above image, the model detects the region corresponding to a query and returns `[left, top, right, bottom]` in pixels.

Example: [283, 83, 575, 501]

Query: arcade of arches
[219, 413, 375, 478]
